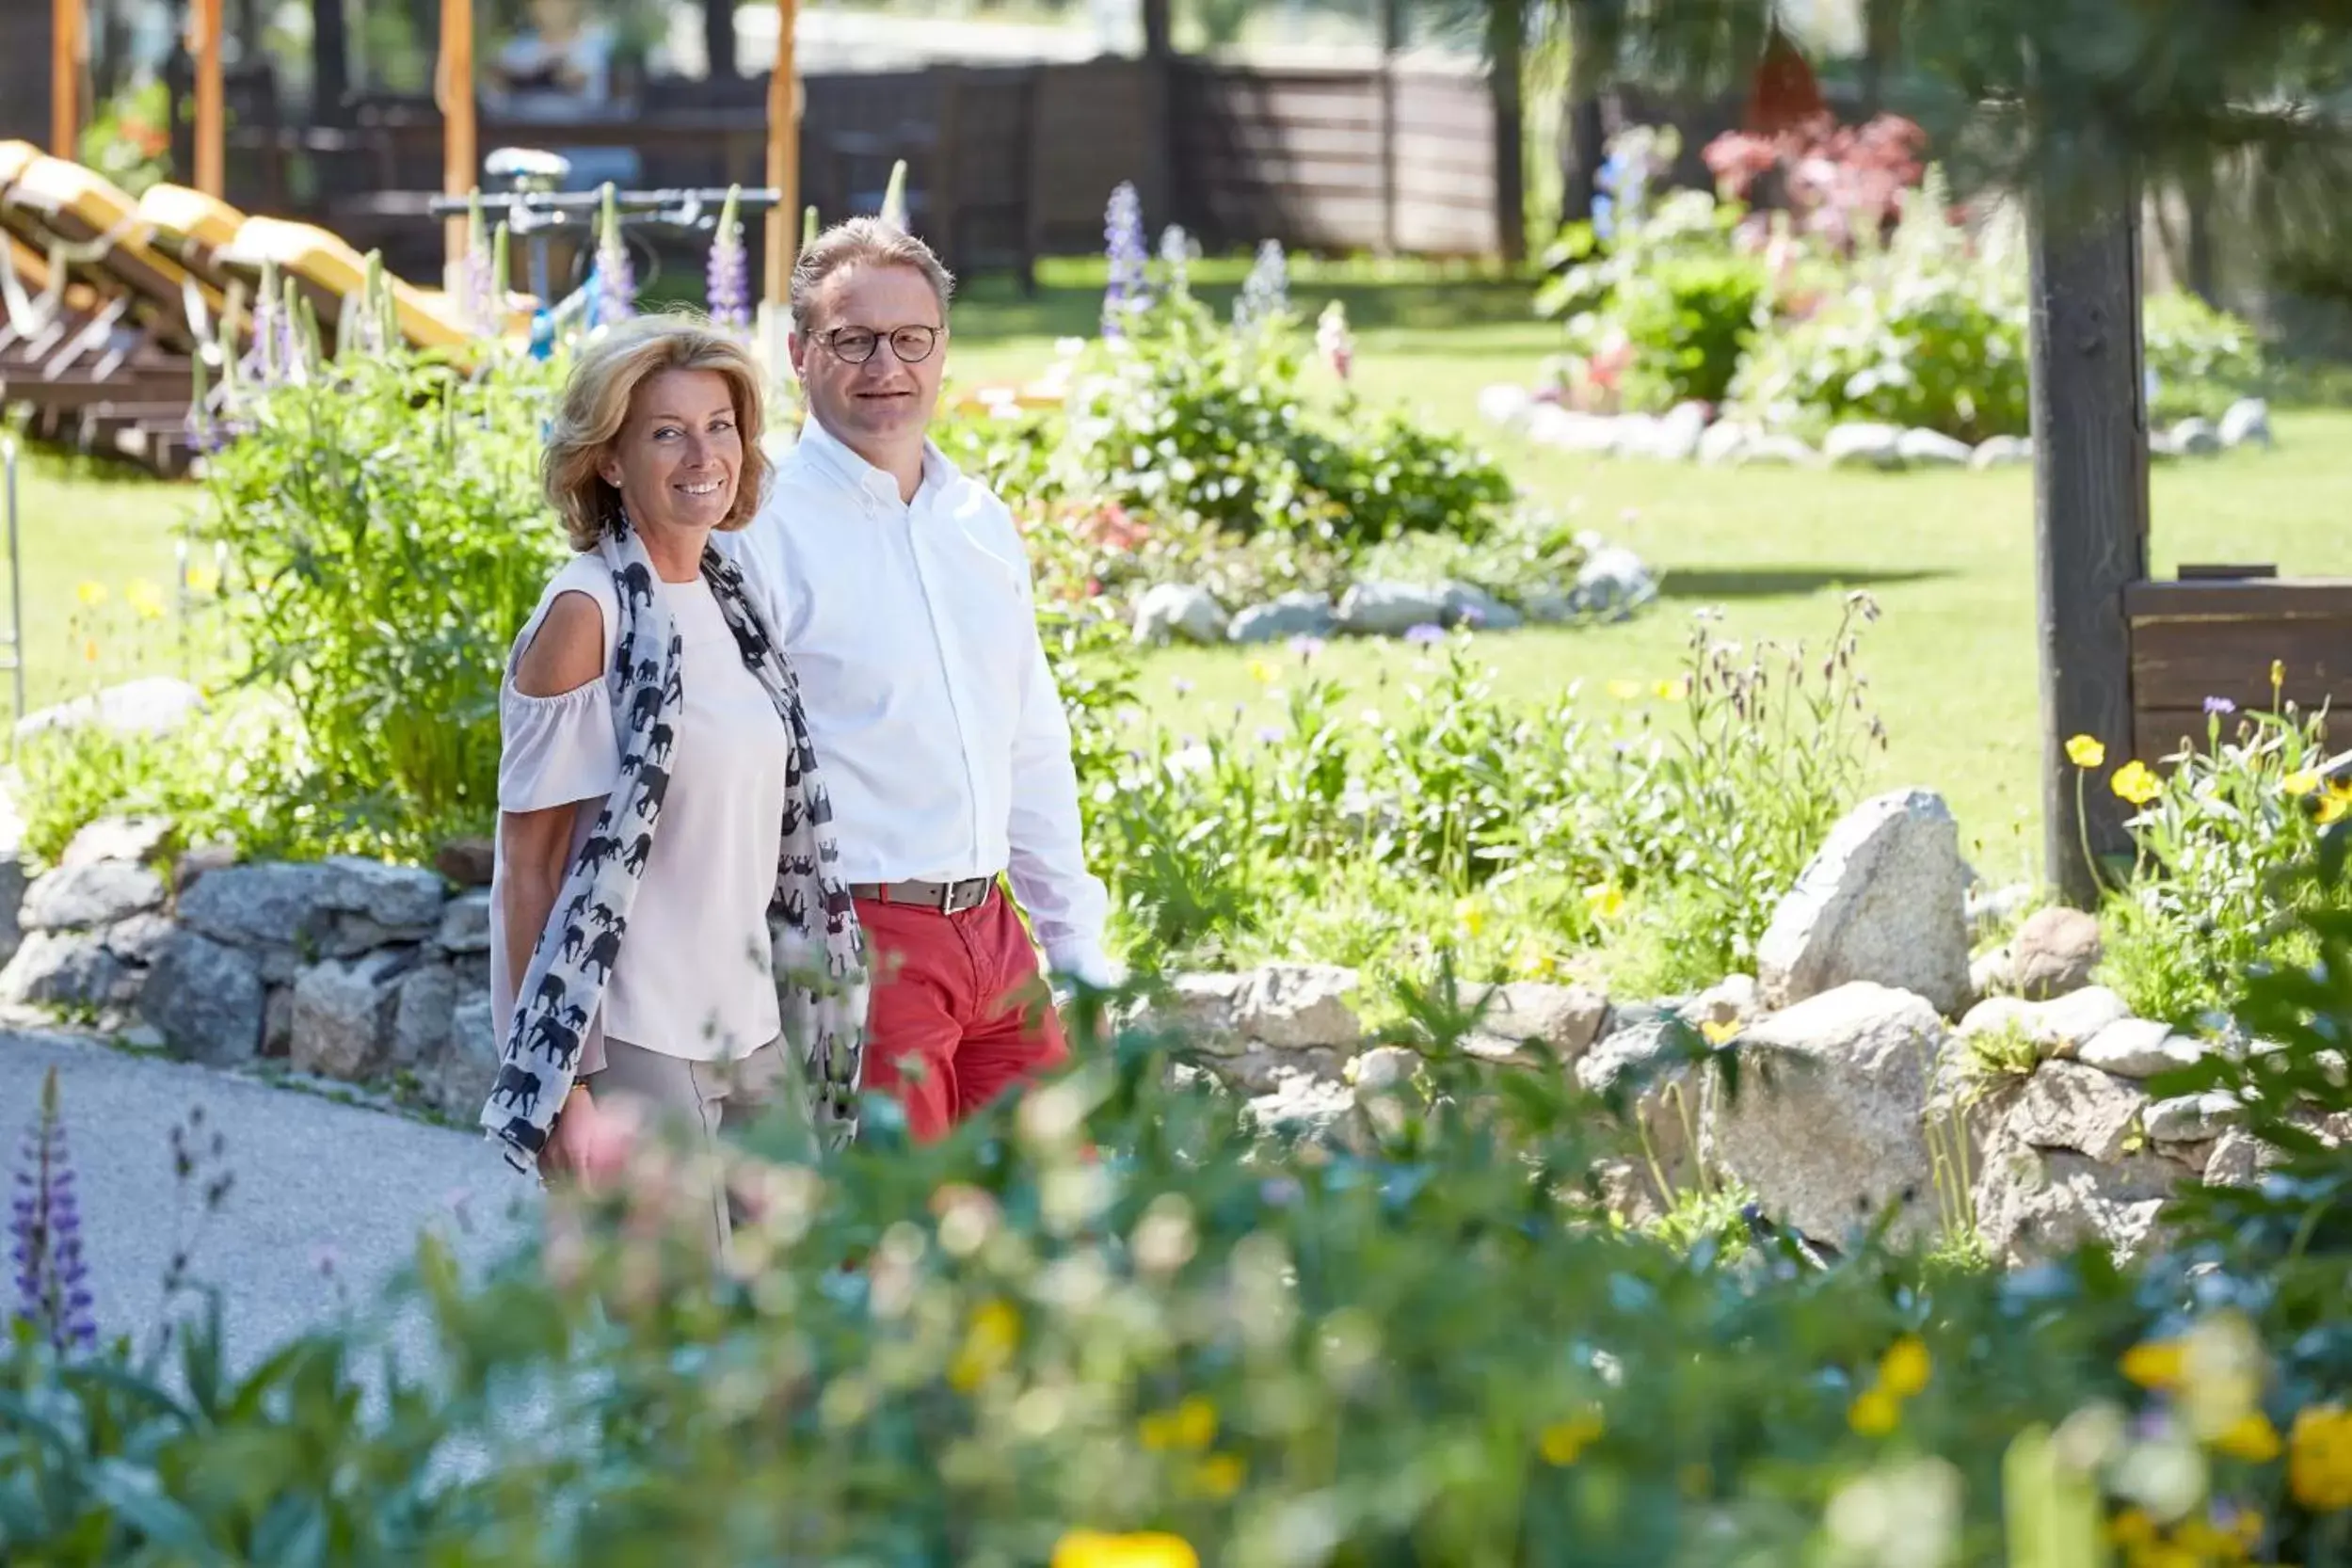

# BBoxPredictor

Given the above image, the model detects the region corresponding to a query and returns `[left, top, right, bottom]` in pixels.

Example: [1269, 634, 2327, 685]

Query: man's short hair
[789, 217, 956, 333]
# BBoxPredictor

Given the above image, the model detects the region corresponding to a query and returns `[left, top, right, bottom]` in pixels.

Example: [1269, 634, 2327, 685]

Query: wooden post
[439, 0, 476, 284]
[705, 0, 737, 80]
[1378, 0, 1402, 255]
[762, 0, 798, 308]
[2029, 165, 2151, 908]
[191, 0, 225, 197]
[1486, 0, 1525, 263]
[1559, 0, 1607, 238]
[312, 0, 350, 124]
[51, 0, 81, 158]
[1139, 0, 1172, 232]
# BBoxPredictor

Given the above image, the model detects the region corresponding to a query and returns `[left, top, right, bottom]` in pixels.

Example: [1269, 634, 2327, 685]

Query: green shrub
[2144, 288, 2265, 422]
[1614, 251, 1768, 408]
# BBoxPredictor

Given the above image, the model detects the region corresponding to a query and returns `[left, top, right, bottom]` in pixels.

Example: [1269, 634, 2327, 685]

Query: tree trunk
[2030, 162, 2151, 908]
[1559, 0, 1607, 234]
[1859, 0, 1900, 115]
[313, 0, 350, 121]
[2183, 164, 2218, 306]
[1488, 0, 1526, 263]
[704, 0, 736, 79]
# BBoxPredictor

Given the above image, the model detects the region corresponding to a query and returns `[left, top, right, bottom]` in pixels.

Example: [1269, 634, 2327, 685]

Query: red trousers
[855, 887, 1069, 1142]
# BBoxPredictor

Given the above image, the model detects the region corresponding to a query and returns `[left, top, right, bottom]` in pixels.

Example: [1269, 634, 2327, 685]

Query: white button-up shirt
[728, 417, 1113, 986]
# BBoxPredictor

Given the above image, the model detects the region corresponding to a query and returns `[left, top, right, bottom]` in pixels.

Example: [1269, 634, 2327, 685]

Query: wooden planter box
[2127, 568, 2351, 762]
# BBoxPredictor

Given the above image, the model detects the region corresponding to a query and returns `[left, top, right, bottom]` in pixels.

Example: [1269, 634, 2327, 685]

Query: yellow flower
[2067, 734, 2107, 768]
[1539, 1409, 1606, 1466]
[184, 563, 222, 598]
[1189, 1452, 1245, 1498]
[1171, 1395, 1217, 1450]
[1848, 1386, 1902, 1436]
[948, 1298, 1020, 1393]
[2107, 1508, 2159, 1548]
[74, 580, 106, 607]
[2213, 1411, 2282, 1464]
[1582, 882, 1625, 921]
[2290, 1404, 2352, 1512]
[124, 579, 167, 621]
[1248, 658, 1276, 684]
[1453, 896, 1487, 939]
[2122, 1339, 2186, 1390]
[81, 638, 99, 664]
[2272, 658, 2286, 694]
[1700, 1018, 1739, 1047]
[2111, 760, 2162, 807]
[2286, 770, 2321, 797]
[1511, 936, 1556, 979]
[1878, 1335, 1932, 1400]
[1052, 1530, 1200, 1568]
[1654, 676, 1690, 701]
[1606, 679, 1640, 700]
[2321, 782, 2352, 827]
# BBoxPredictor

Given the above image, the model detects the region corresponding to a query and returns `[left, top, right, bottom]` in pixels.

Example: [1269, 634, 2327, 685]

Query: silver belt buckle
[948, 877, 986, 913]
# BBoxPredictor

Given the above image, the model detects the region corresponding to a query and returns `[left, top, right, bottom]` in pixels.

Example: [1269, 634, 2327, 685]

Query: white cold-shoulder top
[488, 552, 795, 1064]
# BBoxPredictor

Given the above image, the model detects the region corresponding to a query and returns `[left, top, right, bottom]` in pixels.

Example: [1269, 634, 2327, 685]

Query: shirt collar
[792, 415, 956, 508]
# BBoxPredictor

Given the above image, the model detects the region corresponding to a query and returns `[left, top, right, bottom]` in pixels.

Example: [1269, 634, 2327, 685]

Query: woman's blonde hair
[542, 313, 771, 552]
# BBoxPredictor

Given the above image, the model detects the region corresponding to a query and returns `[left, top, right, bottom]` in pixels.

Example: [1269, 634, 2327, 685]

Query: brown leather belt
[849, 875, 997, 914]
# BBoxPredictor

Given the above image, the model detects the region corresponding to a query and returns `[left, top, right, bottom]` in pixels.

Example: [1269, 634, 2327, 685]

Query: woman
[479, 314, 867, 1253]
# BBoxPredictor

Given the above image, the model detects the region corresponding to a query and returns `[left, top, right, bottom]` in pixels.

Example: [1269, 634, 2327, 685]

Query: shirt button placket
[904, 493, 987, 866]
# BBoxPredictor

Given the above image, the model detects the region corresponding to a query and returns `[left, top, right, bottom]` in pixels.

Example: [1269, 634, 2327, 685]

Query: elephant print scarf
[481, 517, 870, 1174]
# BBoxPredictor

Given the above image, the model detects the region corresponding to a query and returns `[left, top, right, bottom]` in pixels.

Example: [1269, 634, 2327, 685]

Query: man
[731, 217, 1114, 1143]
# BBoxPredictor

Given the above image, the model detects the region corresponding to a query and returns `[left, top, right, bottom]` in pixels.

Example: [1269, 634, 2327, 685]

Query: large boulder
[177, 861, 335, 950]
[1957, 986, 2133, 1058]
[1757, 790, 1973, 1017]
[1227, 592, 1336, 646]
[1440, 582, 1523, 632]
[1570, 547, 1657, 620]
[1467, 982, 1608, 1065]
[1998, 1060, 2150, 1163]
[1576, 1016, 1709, 1219]
[313, 856, 445, 954]
[2009, 906, 2104, 1000]
[1233, 963, 1362, 1051]
[1706, 983, 1945, 1247]
[0, 930, 135, 1010]
[2075, 1017, 2205, 1079]
[435, 889, 493, 955]
[1132, 583, 1228, 647]
[1336, 581, 1450, 637]
[59, 815, 172, 870]
[22, 861, 166, 932]
[419, 985, 500, 1117]
[1974, 1141, 2177, 1267]
[291, 949, 416, 1080]
[392, 960, 462, 1070]
[1128, 971, 1249, 1054]
[140, 931, 266, 1066]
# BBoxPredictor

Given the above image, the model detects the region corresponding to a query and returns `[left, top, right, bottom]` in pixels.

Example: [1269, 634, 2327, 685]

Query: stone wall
[0, 817, 496, 1117]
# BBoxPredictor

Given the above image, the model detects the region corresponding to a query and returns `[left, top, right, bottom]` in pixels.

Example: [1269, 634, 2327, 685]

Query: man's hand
[538, 1085, 629, 1187]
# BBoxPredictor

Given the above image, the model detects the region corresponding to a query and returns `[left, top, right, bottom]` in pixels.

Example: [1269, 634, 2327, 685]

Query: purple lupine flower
[594, 184, 636, 328]
[1402, 623, 1446, 645]
[2204, 696, 2237, 716]
[10, 1067, 98, 1354]
[1233, 239, 1289, 331]
[1256, 726, 1283, 744]
[706, 187, 751, 333]
[1158, 224, 1192, 296]
[242, 264, 283, 385]
[1289, 633, 1326, 663]
[1102, 183, 1147, 338]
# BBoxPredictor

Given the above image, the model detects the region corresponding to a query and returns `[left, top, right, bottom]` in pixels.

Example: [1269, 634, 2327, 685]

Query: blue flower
[2204, 696, 2237, 716]
[1591, 193, 1616, 242]
[1102, 183, 1149, 338]
[10, 1067, 97, 1355]
[1402, 623, 1446, 646]
[1233, 240, 1290, 331]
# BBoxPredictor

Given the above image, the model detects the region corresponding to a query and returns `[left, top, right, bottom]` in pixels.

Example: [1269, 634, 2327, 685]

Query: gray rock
[1757, 790, 1974, 1018]
[1518, 587, 1578, 624]
[1227, 592, 1336, 646]
[1970, 945, 2016, 1000]
[1335, 581, 1449, 637]
[1896, 428, 1974, 467]
[1349, 1045, 1421, 1094]
[1974, 1140, 2176, 1267]
[1965, 881, 2036, 937]
[435, 889, 493, 954]
[1477, 383, 1535, 431]
[1576, 1016, 1708, 1217]
[1132, 583, 1228, 647]
[432, 837, 496, 888]
[60, 815, 173, 870]
[1686, 973, 1760, 1031]
[2010, 906, 2104, 1000]
[2146, 1091, 2240, 1144]
[1607, 413, 1667, 460]
[1244, 1068, 1360, 1143]
[263, 985, 293, 1057]
[421, 986, 499, 1116]
[1697, 421, 1756, 467]
[102, 912, 178, 966]
[22, 861, 166, 932]
[0, 929, 134, 1010]
[2076, 1018, 2204, 1079]
[139, 931, 266, 1066]
[2202, 1127, 2279, 1188]
[1129, 971, 1248, 1052]
[1441, 581, 1523, 632]
[1958, 986, 2133, 1056]
[1732, 434, 1818, 468]
[2003, 1060, 2149, 1162]
[1707, 983, 1944, 1247]
[320, 856, 445, 934]
[1234, 963, 1362, 1051]
[393, 962, 460, 1070]
[1823, 423, 1906, 470]
[178, 861, 334, 950]
[0, 854, 24, 970]
[2171, 417, 2222, 456]
[172, 843, 240, 895]
[1632, 404, 1708, 463]
[291, 950, 414, 1080]
[1467, 981, 1608, 1064]
[1970, 435, 2034, 470]
[1219, 1045, 1349, 1095]
[2218, 397, 2272, 451]
[15, 676, 204, 740]
[1570, 546, 1656, 620]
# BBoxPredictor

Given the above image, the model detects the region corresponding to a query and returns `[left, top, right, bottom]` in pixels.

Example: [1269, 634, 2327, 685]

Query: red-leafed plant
[1704, 113, 1930, 253]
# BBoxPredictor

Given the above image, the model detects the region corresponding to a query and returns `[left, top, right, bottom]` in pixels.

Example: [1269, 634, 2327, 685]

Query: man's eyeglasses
[813, 325, 946, 365]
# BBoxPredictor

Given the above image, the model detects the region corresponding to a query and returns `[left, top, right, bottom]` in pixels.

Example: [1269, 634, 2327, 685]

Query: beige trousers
[587, 1034, 791, 1255]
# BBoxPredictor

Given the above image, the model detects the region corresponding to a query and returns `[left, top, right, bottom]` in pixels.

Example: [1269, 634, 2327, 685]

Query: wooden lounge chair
[216, 215, 490, 354]
[0, 148, 216, 379]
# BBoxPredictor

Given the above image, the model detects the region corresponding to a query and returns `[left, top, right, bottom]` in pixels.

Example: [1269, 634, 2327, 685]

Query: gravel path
[3, 1023, 541, 1372]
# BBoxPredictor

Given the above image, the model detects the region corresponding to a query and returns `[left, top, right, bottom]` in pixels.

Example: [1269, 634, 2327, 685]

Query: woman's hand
[539, 1085, 614, 1186]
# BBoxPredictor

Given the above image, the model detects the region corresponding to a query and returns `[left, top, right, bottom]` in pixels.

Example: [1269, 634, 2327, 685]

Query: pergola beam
[52, 0, 82, 158]
[440, 0, 476, 281]
[192, 0, 224, 197]
[763, 0, 799, 308]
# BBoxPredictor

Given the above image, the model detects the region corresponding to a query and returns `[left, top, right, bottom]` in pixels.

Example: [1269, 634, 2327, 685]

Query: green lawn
[21, 266, 2352, 885]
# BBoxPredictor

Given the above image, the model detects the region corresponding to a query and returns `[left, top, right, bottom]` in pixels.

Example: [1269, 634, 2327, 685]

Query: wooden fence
[2126, 572, 2352, 763]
